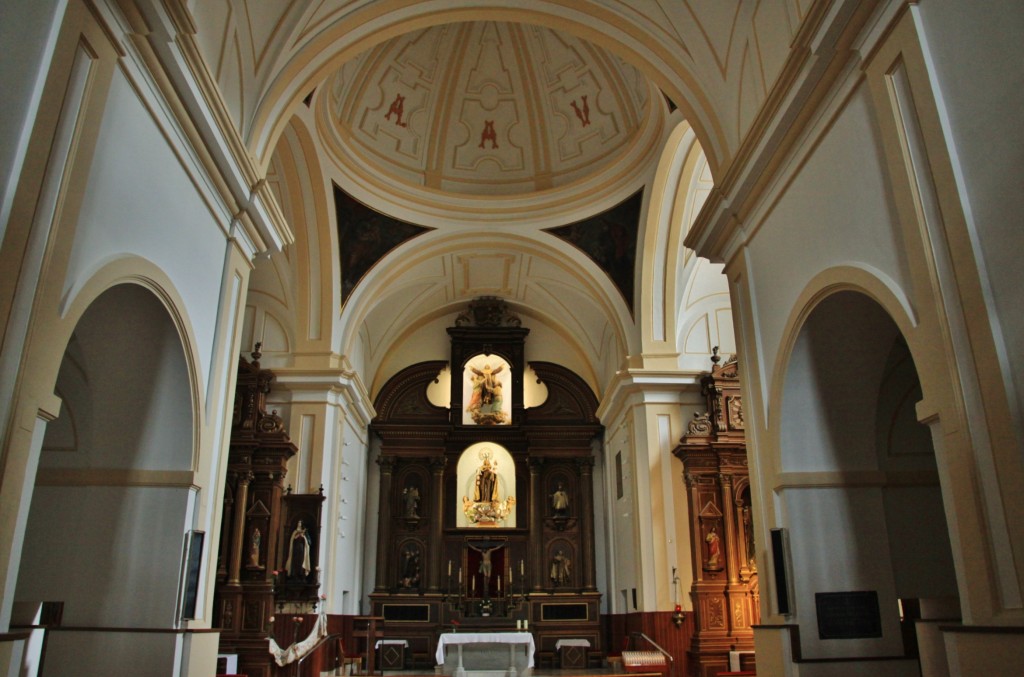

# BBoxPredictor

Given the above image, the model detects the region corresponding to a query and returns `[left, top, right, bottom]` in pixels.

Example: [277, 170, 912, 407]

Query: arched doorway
[14, 284, 196, 675]
[776, 290, 958, 669]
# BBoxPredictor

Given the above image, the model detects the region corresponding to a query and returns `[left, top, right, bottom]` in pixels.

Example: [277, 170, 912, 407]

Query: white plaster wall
[780, 486, 903, 659]
[914, 1, 1024, 429]
[17, 485, 190, 627]
[62, 68, 228, 396]
[43, 630, 178, 677]
[0, 0, 64, 242]
[747, 84, 910, 396]
[331, 419, 368, 615]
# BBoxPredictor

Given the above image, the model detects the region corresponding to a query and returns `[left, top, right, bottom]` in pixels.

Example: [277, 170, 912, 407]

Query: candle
[472, 576, 476, 593]
[498, 576, 502, 594]
[459, 567, 462, 583]
[520, 559, 524, 575]
[508, 565, 513, 586]
[448, 560, 452, 576]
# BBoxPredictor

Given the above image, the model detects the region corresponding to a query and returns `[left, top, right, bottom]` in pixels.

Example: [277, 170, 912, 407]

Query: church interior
[1, 1, 1022, 676]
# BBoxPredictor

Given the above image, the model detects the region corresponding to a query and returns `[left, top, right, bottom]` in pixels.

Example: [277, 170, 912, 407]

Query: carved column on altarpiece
[577, 457, 597, 591]
[374, 455, 397, 592]
[720, 473, 738, 586]
[428, 457, 446, 592]
[229, 471, 255, 584]
[529, 457, 545, 591]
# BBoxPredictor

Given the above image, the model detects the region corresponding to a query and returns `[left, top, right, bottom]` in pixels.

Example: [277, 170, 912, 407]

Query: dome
[316, 21, 662, 205]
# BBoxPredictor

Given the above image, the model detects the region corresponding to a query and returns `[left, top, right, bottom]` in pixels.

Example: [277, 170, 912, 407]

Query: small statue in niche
[286, 520, 312, 579]
[402, 485, 420, 518]
[473, 458, 499, 503]
[399, 547, 421, 588]
[249, 527, 262, 567]
[467, 363, 508, 424]
[550, 550, 572, 586]
[551, 483, 569, 515]
[705, 527, 722, 569]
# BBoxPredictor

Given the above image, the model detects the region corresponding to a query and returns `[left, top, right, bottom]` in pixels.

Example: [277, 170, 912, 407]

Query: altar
[435, 632, 535, 677]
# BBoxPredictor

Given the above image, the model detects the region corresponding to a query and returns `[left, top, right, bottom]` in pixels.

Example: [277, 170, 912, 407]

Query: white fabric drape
[268, 610, 329, 667]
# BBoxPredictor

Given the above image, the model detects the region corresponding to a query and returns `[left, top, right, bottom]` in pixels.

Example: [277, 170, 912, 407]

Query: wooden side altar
[672, 351, 759, 677]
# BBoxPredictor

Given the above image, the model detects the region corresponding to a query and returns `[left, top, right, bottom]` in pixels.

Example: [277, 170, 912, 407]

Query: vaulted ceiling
[212, 1, 802, 396]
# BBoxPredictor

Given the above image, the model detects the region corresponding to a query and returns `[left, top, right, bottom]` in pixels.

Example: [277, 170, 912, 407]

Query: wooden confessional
[673, 350, 759, 677]
[369, 297, 603, 668]
[214, 346, 325, 677]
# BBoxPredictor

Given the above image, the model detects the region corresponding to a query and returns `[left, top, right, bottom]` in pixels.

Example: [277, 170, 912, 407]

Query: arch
[57, 255, 204, 466]
[766, 280, 958, 662]
[270, 115, 339, 355]
[249, 3, 728, 180]
[15, 281, 198, 672]
[338, 230, 633, 398]
[768, 263, 919, 441]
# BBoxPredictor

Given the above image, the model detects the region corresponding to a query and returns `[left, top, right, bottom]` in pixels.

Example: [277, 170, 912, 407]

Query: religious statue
[286, 520, 312, 579]
[249, 527, 262, 567]
[468, 543, 502, 581]
[463, 449, 516, 525]
[551, 483, 569, 515]
[466, 363, 508, 424]
[550, 550, 571, 586]
[473, 459, 500, 503]
[705, 527, 721, 569]
[399, 547, 421, 588]
[402, 485, 420, 518]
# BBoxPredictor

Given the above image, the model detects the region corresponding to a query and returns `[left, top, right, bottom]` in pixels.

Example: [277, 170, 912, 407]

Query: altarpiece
[369, 297, 603, 668]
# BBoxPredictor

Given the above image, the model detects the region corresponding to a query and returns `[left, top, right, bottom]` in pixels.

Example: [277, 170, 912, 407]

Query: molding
[272, 366, 376, 432]
[596, 368, 702, 425]
[773, 469, 939, 491]
[685, 0, 892, 263]
[104, 0, 293, 254]
[35, 467, 196, 488]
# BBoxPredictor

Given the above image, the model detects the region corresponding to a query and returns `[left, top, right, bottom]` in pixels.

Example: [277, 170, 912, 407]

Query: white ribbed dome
[317, 21, 659, 199]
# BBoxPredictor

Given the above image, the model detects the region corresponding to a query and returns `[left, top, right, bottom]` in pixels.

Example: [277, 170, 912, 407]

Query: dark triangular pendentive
[544, 189, 642, 313]
[334, 183, 433, 304]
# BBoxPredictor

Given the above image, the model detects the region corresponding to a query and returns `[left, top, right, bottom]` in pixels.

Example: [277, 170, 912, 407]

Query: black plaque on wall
[179, 530, 205, 621]
[770, 528, 790, 615]
[815, 591, 882, 639]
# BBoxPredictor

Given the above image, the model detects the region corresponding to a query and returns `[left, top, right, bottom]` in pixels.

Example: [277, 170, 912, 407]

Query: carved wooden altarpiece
[369, 297, 604, 669]
[673, 350, 759, 677]
[214, 347, 324, 677]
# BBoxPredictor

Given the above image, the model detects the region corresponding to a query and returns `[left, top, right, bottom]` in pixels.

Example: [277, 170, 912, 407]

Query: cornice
[596, 367, 702, 425]
[108, 0, 294, 254]
[684, 0, 893, 264]
[271, 366, 376, 431]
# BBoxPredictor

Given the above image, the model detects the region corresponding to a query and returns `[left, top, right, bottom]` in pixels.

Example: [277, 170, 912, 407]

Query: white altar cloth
[436, 632, 535, 677]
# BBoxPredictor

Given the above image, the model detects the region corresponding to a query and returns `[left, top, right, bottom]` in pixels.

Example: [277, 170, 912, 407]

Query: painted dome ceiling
[317, 21, 659, 199]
